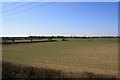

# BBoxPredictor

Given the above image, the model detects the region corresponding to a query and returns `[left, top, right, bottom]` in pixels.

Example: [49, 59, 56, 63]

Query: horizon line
[0, 34, 118, 37]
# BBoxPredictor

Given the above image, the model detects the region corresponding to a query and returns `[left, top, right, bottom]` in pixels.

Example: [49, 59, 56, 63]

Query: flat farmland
[2, 38, 118, 77]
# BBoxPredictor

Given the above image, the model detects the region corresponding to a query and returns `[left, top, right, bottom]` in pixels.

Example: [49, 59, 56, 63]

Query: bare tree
[12, 37, 15, 43]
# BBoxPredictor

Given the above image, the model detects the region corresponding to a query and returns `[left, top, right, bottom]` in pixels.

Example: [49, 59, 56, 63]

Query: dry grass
[2, 61, 118, 79]
[2, 38, 118, 78]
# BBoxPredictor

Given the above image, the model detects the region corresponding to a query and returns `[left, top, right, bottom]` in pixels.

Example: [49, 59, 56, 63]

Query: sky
[1, 2, 118, 37]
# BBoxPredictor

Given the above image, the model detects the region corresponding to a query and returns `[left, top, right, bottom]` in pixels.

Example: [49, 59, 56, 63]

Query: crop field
[2, 38, 118, 78]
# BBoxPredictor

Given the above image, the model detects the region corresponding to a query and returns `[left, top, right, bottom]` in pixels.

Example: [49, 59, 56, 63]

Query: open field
[2, 39, 49, 43]
[2, 38, 118, 78]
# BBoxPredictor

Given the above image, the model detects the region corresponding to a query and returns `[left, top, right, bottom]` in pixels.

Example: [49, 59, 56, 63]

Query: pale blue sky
[1, 2, 118, 36]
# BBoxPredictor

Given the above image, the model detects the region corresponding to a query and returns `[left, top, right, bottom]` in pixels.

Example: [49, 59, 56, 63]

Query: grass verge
[2, 61, 118, 79]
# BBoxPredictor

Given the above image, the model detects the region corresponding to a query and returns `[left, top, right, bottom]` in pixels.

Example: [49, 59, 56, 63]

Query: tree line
[1, 36, 119, 44]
